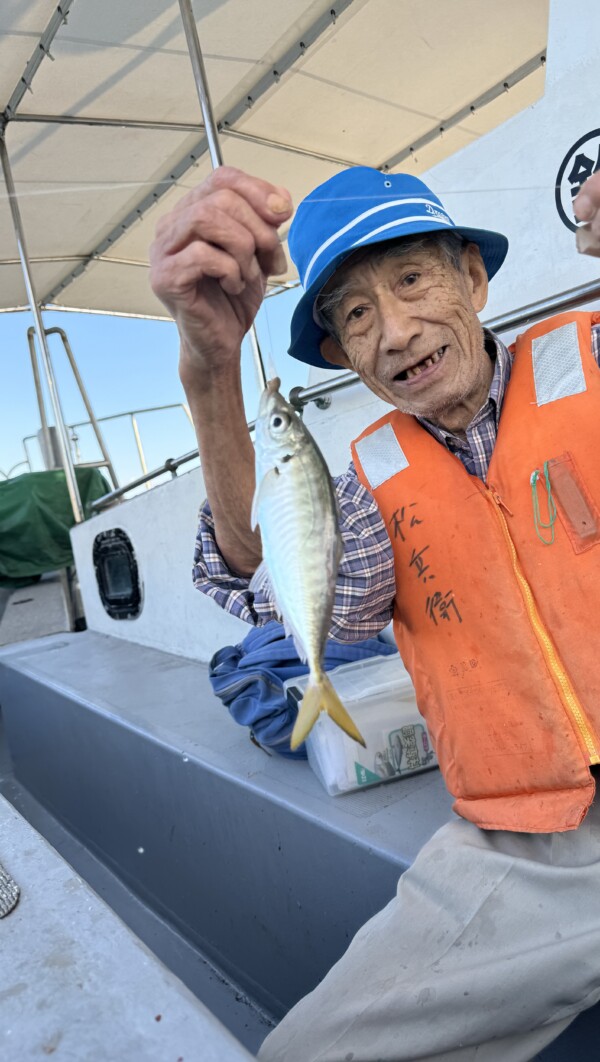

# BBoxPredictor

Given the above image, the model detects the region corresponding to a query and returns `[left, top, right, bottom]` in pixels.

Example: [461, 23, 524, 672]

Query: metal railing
[89, 421, 258, 509]
[22, 402, 193, 488]
[89, 277, 600, 512]
[26, 325, 120, 490]
[0, 461, 30, 479]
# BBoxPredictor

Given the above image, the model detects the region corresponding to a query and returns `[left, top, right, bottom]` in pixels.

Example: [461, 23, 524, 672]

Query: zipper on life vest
[486, 485, 600, 765]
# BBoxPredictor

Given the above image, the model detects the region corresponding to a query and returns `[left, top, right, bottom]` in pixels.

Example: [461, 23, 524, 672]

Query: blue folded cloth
[209, 620, 397, 758]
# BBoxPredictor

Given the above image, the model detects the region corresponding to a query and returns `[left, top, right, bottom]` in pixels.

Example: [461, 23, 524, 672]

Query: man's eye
[403, 272, 420, 286]
[346, 305, 366, 322]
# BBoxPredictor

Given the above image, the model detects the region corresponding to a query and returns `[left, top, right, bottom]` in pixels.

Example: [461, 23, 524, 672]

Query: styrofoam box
[284, 654, 437, 796]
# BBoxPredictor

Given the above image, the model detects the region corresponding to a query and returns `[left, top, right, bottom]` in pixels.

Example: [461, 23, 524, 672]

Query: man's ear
[464, 244, 488, 314]
[319, 335, 352, 368]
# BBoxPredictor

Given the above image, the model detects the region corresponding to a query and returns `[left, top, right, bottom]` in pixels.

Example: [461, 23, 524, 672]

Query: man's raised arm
[149, 167, 293, 576]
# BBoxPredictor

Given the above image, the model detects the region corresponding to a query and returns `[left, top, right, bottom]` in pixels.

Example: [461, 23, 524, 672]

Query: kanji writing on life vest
[389, 503, 462, 625]
[389, 503, 423, 543]
[426, 589, 462, 626]
[409, 544, 435, 583]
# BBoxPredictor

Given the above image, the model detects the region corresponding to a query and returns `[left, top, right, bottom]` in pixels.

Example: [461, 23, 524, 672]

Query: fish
[250, 377, 366, 751]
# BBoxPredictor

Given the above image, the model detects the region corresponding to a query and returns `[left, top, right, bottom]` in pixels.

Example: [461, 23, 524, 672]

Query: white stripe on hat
[303, 197, 444, 288]
[352, 213, 452, 247]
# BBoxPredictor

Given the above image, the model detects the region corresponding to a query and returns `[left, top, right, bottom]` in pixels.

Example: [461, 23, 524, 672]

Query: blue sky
[1, 284, 305, 491]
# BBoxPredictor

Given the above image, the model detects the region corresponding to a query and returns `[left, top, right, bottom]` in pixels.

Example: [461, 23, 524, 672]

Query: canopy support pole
[26, 324, 54, 470]
[0, 133, 84, 522]
[177, 0, 268, 391]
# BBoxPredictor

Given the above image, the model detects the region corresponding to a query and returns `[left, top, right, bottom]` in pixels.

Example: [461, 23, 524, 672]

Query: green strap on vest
[531, 461, 557, 545]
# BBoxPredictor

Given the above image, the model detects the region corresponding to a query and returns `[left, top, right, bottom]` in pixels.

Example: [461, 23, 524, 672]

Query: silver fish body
[251, 378, 365, 749]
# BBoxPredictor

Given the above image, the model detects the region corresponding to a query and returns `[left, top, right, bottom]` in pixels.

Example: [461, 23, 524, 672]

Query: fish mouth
[259, 376, 283, 417]
[394, 346, 447, 383]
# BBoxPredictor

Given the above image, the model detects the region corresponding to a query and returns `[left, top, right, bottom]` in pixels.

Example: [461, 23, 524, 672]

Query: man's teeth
[404, 347, 445, 380]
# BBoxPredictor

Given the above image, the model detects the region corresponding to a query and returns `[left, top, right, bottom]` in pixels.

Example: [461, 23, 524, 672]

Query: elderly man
[150, 165, 600, 1062]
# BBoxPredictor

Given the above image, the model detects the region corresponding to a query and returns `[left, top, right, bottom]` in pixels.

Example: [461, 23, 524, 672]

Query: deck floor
[0, 719, 274, 1055]
[0, 574, 70, 647]
[0, 788, 256, 1060]
[3, 630, 593, 1059]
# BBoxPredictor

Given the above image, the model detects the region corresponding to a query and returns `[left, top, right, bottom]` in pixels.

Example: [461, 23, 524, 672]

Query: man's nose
[377, 292, 422, 353]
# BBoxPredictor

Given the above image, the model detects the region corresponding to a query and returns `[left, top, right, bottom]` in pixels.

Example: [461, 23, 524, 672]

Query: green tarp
[0, 467, 111, 588]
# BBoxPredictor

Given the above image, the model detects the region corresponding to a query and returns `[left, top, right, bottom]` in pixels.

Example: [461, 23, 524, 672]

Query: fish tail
[290, 672, 366, 750]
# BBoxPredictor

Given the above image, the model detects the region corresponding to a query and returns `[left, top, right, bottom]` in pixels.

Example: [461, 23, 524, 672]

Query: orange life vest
[351, 311, 600, 833]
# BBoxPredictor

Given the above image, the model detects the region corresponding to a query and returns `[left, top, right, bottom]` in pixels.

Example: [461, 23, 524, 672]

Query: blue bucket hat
[287, 166, 508, 370]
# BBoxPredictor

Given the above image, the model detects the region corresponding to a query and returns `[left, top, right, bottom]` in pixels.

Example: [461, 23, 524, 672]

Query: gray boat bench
[0, 632, 596, 1059]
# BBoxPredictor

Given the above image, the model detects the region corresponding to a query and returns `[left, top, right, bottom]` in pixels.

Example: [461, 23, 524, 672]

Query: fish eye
[270, 411, 291, 434]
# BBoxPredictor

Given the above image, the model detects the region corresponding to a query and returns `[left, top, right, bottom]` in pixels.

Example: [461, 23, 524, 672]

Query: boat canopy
[0, 0, 548, 319]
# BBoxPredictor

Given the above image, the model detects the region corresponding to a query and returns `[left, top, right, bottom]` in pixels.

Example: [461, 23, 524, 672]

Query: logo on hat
[425, 203, 451, 223]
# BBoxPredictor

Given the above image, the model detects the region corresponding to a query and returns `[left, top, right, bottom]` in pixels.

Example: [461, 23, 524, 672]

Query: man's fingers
[257, 241, 288, 277]
[574, 172, 600, 223]
[169, 166, 293, 226]
[150, 168, 292, 321]
[575, 195, 594, 221]
[156, 209, 261, 287]
[151, 240, 246, 302]
[155, 194, 286, 281]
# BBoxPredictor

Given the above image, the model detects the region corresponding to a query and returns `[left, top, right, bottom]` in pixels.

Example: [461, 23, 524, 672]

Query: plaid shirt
[194, 325, 600, 641]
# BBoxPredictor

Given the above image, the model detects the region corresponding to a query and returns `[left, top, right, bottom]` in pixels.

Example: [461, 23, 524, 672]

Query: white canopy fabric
[0, 0, 548, 319]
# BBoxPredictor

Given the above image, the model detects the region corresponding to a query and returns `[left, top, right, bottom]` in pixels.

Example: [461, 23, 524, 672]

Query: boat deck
[0, 631, 597, 1058]
[0, 574, 71, 647]
[0, 792, 254, 1060]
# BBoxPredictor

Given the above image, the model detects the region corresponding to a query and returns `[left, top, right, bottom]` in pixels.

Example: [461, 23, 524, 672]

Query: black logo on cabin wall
[556, 130, 600, 232]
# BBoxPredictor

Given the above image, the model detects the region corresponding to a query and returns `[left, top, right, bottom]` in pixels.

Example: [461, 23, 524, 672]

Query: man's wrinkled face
[319, 239, 491, 431]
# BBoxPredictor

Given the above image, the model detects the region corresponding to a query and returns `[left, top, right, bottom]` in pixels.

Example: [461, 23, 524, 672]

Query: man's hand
[149, 167, 292, 575]
[574, 173, 600, 257]
[149, 166, 293, 380]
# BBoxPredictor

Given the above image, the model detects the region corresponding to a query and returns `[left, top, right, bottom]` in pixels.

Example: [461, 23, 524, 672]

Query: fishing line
[0, 179, 179, 200]
[259, 298, 279, 381]
[0, 183, 553, 201]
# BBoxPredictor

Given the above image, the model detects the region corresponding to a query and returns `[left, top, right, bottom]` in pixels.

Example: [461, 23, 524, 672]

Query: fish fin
[249, 561, 294, 640]
[249, 558, 274, 597]
[290, 672, 366, 751]
[249, 560, 308, 662]
[281, 618, 308, 664]
[290, 680, 322, 750]
[250, 466, 279, 531]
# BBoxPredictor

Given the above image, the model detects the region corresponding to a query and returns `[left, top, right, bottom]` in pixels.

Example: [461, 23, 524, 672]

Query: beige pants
[258, 799, 600, 1062]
